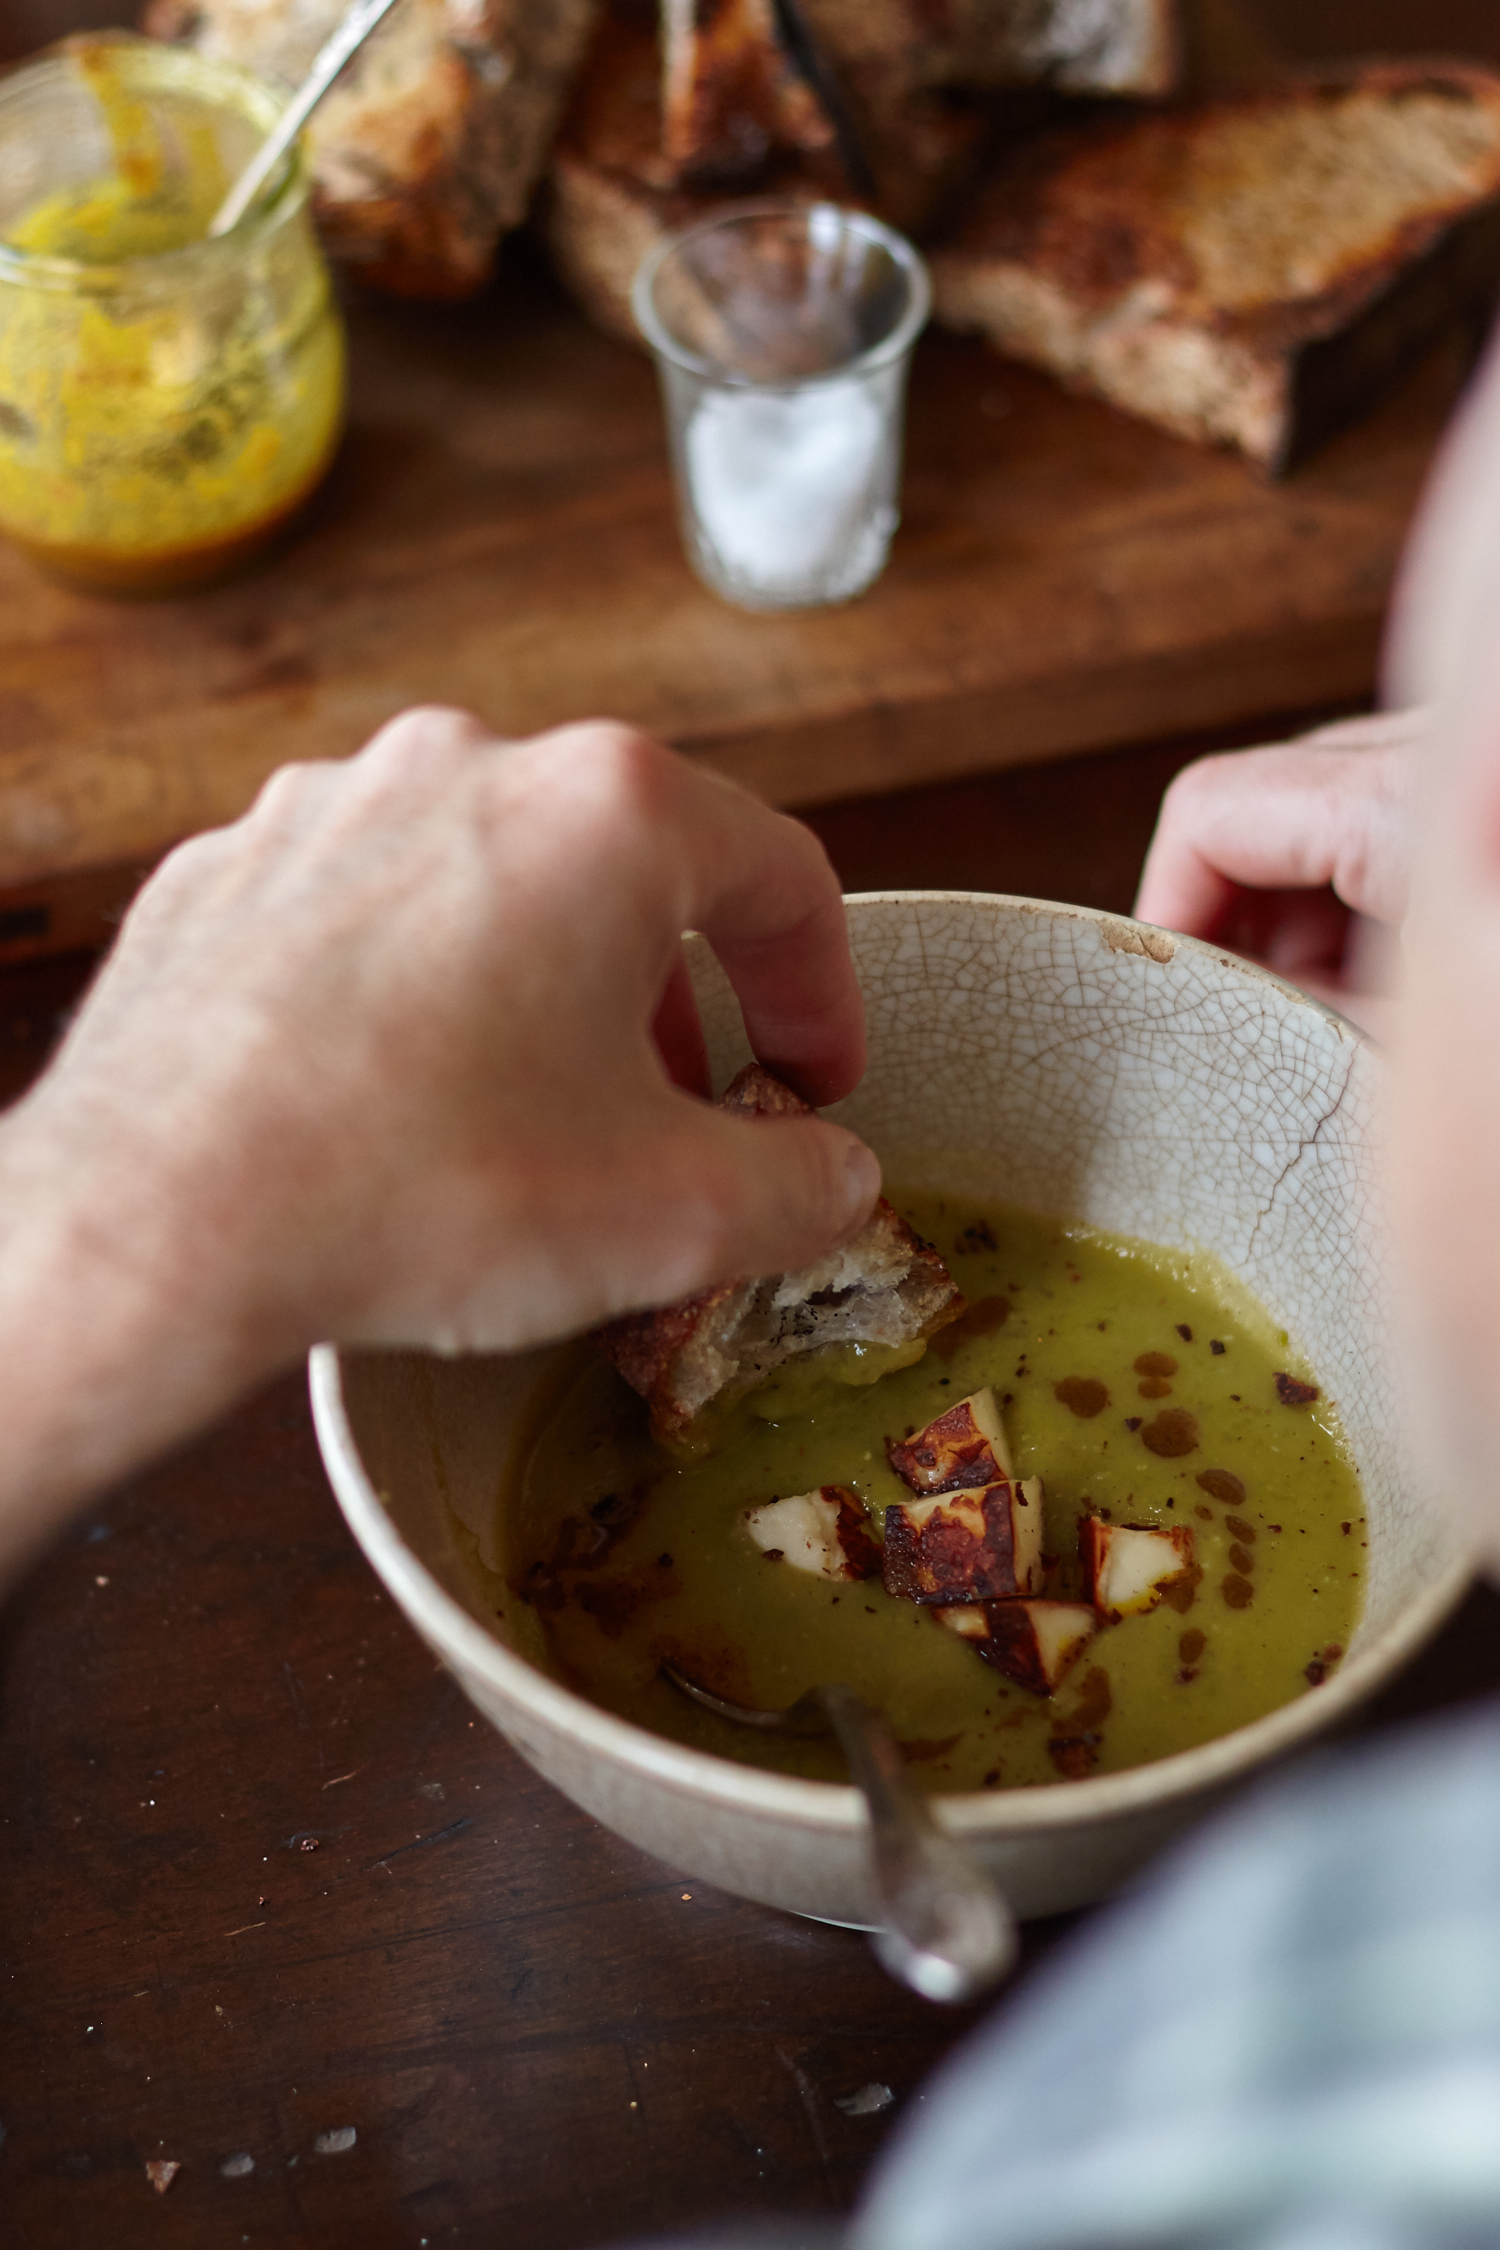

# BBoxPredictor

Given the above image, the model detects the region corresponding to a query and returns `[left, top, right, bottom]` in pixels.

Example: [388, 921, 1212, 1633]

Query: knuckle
[250, 759, 324, 823]
[136, 828, 221, 910]
[534, 720, 682, 841]
[572, 720, 674, 798]
[361, 704, 492, 777]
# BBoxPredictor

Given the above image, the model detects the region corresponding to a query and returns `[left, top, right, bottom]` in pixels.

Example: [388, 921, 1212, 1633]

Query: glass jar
[0, 33, 346, 595]
[632, 200, 930, 613]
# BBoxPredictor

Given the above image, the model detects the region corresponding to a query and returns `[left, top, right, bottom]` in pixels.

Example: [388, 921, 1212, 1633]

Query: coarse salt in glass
[632, 200, 930, 613]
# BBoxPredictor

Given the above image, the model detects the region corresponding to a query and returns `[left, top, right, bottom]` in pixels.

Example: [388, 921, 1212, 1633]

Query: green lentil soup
[492, 1195, 1365, 1793]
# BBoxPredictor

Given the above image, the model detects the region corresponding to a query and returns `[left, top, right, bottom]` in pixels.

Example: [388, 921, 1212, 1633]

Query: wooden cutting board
[0, 255, 1466, 912]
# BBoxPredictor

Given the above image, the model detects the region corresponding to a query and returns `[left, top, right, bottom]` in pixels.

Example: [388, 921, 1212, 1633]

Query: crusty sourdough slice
[660, 0, 842, 182]
[799, 0, 1178, 107]
[545, 7, 985, 338]
[594, 1062, 963, 1446]
[546, 10, 847, 340]
[930, 62, 1500, 472]
[142, 0, 599, 298]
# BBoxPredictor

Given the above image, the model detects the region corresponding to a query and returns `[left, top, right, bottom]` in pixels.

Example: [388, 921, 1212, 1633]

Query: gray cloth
[860, 1701, 1500, 2250]
[627, 1701, 1500, 2250]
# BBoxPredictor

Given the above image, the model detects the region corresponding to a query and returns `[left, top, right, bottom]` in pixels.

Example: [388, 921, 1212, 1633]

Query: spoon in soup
[660, 1663, 1017, 2003]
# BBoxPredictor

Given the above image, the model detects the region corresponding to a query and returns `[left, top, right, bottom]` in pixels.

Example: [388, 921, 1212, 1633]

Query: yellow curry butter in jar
[0, 34, 345, 594]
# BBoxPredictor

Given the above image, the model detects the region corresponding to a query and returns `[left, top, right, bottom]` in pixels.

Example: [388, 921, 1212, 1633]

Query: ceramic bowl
[310, 893, 1467, 1923]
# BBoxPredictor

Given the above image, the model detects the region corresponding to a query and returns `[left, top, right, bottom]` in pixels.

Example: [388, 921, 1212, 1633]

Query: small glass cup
[0, 34, 346, 595]
[632, 200, 930, 614]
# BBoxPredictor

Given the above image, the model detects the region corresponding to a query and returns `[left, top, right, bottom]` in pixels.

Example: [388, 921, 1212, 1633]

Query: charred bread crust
[546, 9, 845, 341]
[661, 0, 840, 183]
[544, 3, 990, 340]
[931, 60, 1500, 471]
[143, 0, 600, 300]
[594, 1061, 964, 1441]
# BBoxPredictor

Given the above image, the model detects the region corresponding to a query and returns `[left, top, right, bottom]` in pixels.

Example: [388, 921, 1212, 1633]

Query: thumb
[605, 1103, 884, 1316]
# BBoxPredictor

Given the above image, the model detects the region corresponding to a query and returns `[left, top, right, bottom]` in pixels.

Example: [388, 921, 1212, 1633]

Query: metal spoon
[208, 0, 405, 239]
[661, 1663, 1017, 2003]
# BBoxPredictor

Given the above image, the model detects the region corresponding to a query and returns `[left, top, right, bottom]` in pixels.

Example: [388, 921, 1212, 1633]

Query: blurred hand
[0, 710, 875, 1565]
[1134, 708, 1425, 1031]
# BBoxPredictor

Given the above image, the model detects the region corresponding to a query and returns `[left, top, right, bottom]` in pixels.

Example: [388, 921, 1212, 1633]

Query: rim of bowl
[630, 197, 933, 391]
[312, 893, 1473, 1842]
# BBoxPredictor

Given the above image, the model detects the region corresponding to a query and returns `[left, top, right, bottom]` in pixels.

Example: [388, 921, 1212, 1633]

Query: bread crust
[931, 60, 1500, 470]
[661, 0, 840, 182]
[594, 1062, 963, 1443]
[545, 3, 1004, 340]
[143, 0, 600, 298]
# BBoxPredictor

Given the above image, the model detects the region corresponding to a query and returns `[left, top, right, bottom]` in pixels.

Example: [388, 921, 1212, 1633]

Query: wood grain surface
[0, 263, 1466, 896]
[0, 0, 1496, 932]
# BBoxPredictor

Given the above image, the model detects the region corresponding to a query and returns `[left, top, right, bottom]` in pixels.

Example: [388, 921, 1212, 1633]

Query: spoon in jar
[208, 0, 405, 239]
[660, 1663, 1017, 2003]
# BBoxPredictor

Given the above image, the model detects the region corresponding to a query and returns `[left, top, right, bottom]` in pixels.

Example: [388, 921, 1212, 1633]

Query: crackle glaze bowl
[310, 893, 1467, 1924]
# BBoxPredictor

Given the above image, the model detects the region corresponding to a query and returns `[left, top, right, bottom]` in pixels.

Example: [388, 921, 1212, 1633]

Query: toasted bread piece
[661, 0, 840, 181]
[594, 1062, 963, 1444]
[931, 62, 1500, 471]
[143, 0, 599, 298]
[545, 5, 985, 339]
[546, 10, 841, 339]
[799, 0, 1178, 106]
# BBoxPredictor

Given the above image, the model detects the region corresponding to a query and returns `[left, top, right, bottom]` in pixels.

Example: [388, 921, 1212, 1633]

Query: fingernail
[842, 1137, 882, 1220]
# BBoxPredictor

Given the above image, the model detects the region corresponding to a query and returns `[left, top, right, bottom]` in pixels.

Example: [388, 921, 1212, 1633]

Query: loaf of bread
[594, 1063, 963, 1447]
[660, 0, 841, 181]
[141, 0, 599, 297]
[545, 1, 992, 338]
[930, 62, 1500, 472]
[547, 10, 821, 340]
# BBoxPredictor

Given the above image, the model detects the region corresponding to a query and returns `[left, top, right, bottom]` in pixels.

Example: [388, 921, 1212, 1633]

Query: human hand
[0, 711, 876, 1558]
[1133, 708, 1424, 1030]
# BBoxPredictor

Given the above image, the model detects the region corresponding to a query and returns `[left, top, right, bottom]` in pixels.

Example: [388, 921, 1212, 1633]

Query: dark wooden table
[7, 2, 1500, 2245]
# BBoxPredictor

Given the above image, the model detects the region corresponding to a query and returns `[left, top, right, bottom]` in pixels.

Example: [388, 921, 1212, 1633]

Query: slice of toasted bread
[931, 62, 1500, 471]
[594, 1062, 963, 1445]
[799, 0, 1178, 106]
[143, 0, 599, 299]
[661, 0, 842, 181]
[545, 5, 987, 339]
[546, 10, 845, 339]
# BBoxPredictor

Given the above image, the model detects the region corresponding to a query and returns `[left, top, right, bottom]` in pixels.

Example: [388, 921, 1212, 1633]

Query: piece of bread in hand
[142, 0, 599, 298]
[930, 61, 1500, 472]
[594, 1063, 963, 1447]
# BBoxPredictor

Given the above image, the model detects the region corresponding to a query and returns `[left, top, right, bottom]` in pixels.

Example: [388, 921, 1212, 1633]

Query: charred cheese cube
[968, 1600, 1099, 1694]
[743, 1487, 881, 1581]
[883, 1476, 1043, 1605]
[886, 1387, 1014, 1495]
[1081, 1518, 1195, 1619]
[931, 1603, 991, 1640]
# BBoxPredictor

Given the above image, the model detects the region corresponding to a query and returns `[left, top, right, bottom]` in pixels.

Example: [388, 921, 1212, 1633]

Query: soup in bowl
[310, 893, 1467, 1923]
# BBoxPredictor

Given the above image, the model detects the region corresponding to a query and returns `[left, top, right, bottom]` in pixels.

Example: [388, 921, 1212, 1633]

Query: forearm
[0, 1094, 282, 1584]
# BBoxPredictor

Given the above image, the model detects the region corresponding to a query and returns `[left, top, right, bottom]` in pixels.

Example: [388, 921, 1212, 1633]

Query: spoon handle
[818, 1683, 1017, 2005]
[208, 0, 406, 239]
